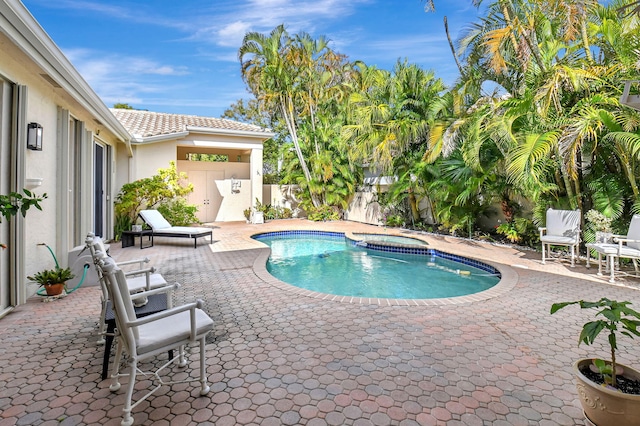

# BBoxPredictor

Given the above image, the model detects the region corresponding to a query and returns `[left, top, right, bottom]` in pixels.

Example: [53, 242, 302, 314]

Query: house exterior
[0, 0, 272, 314]
[112, 109, 273, 223]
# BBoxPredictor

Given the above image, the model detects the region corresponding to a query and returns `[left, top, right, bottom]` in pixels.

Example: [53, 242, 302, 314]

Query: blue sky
[23, 0, 482, 118]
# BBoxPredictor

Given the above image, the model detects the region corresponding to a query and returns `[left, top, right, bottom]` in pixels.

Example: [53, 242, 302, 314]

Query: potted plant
[585, 209, 613, 243]
[27, 267, 75, 296]
[551, 298, 640, 426]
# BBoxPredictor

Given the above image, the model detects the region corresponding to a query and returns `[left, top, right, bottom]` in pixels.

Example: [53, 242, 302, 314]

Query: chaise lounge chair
[138, 210, 213, 249]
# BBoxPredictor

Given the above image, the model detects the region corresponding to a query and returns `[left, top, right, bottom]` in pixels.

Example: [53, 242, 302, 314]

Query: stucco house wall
[0, 0, 131, 310]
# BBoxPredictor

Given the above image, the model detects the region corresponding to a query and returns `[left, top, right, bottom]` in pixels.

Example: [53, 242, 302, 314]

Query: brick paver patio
[1, 219, 639, 425]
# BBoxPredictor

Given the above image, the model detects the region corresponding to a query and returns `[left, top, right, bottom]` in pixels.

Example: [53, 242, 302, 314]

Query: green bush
[384, 214, 404, 227]
[114, 214, 132, 242]
[496, 217, 538, 246]
[114, 161, 193, 224]
[114, 162, 197, 239]
[307, 205, 340, 221]
[157, 198, 199, 226]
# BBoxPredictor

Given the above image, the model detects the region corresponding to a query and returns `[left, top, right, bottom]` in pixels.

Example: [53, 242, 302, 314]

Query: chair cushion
[135, 309, 214, 355]
[540, 235, 578, 244]
[139, 210, 172, 230]
[126, 273, 168, 293]
[586, 243, 618, 254]
[153, 226, 212, 236]
[617, 246, 640, 258]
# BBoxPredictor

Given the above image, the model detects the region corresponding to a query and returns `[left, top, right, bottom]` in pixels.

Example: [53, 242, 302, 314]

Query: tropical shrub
[0, 189, 47, 249]
[496, 218, 538, 246]
[157, 198, 199, 226]
[384, 214, 404, 227]
[114, 162, 197, 239]
[307, 205, 340, 221]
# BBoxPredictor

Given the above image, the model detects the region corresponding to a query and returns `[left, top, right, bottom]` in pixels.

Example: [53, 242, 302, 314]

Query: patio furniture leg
[109, 340, 124, 392]
[542, 243, 547, 264]
[597, 253, 604, 276]
[178, 345, 187, 367]
[609, 255, 616, 283]
[586, 249, 591, 268]
[199, 338, 210, 395]
[121, 359, 137, 426]
[570, 245, 575, 267]
[98, 299, 107, 345]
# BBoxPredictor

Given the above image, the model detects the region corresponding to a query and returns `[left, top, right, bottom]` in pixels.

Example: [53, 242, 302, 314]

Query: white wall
[0, 31, 125, 300]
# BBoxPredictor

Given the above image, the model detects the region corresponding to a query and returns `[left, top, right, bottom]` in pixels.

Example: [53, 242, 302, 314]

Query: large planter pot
[44, 283, 65, 296]
[574, 358, 640, 426]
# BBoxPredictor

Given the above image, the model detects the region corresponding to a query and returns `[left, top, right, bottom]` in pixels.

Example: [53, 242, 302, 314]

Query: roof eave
[186, 125, 275, 140]
[130, 131, 190, 144]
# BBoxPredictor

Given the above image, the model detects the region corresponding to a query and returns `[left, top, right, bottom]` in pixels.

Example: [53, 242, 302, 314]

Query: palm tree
[239, 25, 317, 205]
[343, 60, 446, 222]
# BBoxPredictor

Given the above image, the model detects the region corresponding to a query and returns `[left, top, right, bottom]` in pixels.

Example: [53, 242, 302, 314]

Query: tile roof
[110, 108, 272, 139]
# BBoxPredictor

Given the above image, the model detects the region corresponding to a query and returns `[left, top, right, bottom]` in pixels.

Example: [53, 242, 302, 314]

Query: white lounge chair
[539, 208, 581, 267]
[587, 215, 640, 283]
[138, 209, 213, 248]
[99, 256, 214, 426]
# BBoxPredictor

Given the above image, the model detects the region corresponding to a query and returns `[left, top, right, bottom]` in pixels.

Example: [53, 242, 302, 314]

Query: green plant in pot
[551, 298, 640, 426]
[27, 267, 75, 296]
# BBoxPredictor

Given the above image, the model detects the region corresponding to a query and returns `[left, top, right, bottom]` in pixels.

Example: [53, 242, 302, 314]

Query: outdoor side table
[121, 229, 153, 249]
[102, 293, 171, 379]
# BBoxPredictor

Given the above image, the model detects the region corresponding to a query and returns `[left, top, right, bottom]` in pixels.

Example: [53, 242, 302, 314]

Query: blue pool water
[255, 232, 500, 299]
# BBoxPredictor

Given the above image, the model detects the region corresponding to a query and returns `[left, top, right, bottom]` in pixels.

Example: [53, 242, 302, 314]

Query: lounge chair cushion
[139, 210, 173, 230]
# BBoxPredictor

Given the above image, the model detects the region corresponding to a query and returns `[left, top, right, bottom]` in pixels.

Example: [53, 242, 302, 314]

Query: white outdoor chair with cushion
[138, 209, 213, 248]
[99, 256, 214, 426]
[539, 208, 581, 267]
[586, 215, 640, 283]
[85, 233, 172, 344]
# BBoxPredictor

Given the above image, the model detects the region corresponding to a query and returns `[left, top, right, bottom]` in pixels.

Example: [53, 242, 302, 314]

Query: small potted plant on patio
[27, 267, 75, 296]
[550, 298, 640, 426]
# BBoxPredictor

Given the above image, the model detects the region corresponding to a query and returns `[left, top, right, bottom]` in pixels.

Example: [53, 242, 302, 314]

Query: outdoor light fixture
[27, 122, 43, 151]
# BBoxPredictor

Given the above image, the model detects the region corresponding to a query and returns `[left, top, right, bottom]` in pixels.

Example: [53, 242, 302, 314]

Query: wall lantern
[27, 122, 43, 151]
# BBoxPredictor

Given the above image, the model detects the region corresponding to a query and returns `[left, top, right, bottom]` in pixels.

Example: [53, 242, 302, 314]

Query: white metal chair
[99, 256, 214, 426]
[539, 208, 581, 267]
[587, 215, 640, 283]
[85, 233, 171, 344]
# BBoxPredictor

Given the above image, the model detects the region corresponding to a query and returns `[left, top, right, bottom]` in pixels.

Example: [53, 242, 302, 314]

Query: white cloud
[216, 21, 253, 47]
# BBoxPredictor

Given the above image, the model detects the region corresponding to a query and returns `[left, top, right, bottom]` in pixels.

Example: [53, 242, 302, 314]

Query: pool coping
[251, 229, 518, 306]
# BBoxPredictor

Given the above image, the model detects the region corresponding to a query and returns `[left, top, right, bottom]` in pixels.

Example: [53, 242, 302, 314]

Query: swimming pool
[254, 231, 501, 299]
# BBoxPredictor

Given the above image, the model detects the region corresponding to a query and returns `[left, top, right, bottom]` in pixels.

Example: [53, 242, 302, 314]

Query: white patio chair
[85, 233, 172, 344]
[99, 256, 214, 426]
[539, 208, 581, 267]
[587, 215, 640, 283]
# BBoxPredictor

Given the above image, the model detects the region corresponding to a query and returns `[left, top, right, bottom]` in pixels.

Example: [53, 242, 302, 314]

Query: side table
[121, 229, 154, 249]
[102, 293, 171, 379]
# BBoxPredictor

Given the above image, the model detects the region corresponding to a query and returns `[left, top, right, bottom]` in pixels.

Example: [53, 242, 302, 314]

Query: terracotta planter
[44, 283, 65, 296]
[574, 358, 640, 426]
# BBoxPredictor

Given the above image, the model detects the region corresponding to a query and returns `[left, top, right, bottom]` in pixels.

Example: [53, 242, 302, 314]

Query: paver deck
[2, 219, 640, 425]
